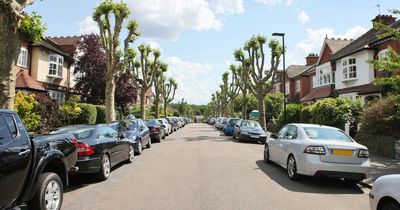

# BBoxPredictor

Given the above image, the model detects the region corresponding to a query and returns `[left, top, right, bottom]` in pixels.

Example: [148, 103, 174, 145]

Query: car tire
[136, 140, 143, 155]
[287, 155, 299, 181]
[147, 138, 152, 148]
[264, 145, 271, 163]
[29, 172, 63, 210]
[162, 131, 166, 139]
[381, 202, 400, 210]
[126, 145, 134, 163]
[96, 154, 111, 181]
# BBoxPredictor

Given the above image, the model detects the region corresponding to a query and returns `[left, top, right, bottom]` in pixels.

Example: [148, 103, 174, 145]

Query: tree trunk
[242, 91, 248, 119]
[105, 74, 116, 123]
[257, 94, 266, 130]
[0, 12, 20, 110]
[140, 89, 146, 119]
[164, 101, 168, 117]
[154, 97, 159, 118]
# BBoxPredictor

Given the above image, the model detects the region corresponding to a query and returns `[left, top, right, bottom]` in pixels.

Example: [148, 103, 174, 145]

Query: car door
[106, 127, 128, 164]
[139, 120, 150, 145]
[280, 126, 299, 164]
[96, 127, 117, 163]
[0, 114, 31, 209]
[269, 126, 289, 166]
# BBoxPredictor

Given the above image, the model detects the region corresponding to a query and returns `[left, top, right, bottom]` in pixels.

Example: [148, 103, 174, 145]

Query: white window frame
[285, 82, 289, 95]
[342, 58, 357, 81]
[17, 48, 28, 68]
[295, 80, 300, 93]
[48, 54, 63, 78]
[48, 90, 65, 104]
[378, 49, 390, 61]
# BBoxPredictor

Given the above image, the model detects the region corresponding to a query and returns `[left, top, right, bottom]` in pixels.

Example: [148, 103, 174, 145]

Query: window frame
[285, 125, 298, 140]
[0, 114, 14, 145]
[295, 80, 300, 93]
[4, 114, 19, 139]
[48, 54, 63, 78]
[17, 48, 28, 68]
[342, 57, 357, 81]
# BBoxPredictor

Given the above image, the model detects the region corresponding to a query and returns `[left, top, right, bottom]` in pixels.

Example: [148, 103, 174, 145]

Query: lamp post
[272, 32, 286, 125]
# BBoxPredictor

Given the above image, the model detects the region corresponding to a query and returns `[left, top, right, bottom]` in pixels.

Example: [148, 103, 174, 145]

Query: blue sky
[26, 0, 399, 105]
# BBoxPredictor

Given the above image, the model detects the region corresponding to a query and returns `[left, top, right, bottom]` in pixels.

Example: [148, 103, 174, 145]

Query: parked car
[224, 118, 241, 136]
[236, 120, 266, 143]
[52, 124, 134, 181]
[263, 124, 370, 182]
[145, 119, 166, 143]
[0, 109, 78, 210]
[369, 174, 400, 210]
[110, 119, 151, 155]
[158, 118, 172, 136]
[215, 117, 226, 130]
[208, 117, 216, 125]
[232, 119, 242, 139]
[166, 117, 178, 132]
[220, 118, 229, 131]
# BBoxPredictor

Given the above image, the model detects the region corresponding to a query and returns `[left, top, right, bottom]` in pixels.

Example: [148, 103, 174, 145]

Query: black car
[145, 119, 166, 143]
[110, 119, 151, 155]
[236, 120, 267, 144]
[52, 124, 134, 181]
[0, 109, 78, 210]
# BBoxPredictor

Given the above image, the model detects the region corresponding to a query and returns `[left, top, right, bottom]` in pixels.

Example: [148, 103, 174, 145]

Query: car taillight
[71, 136, 79, 148]
[77, 143, 94, 156]
[304, 146, 326, 155]
[358, 149, 369, 158]
[151, 128, 157, 133]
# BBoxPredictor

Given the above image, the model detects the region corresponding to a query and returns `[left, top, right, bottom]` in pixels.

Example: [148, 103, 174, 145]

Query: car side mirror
[270, 133, 278, 139]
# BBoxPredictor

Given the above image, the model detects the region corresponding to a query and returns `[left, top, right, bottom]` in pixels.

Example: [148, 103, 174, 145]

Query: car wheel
[136, 140, 143, 155]
[237, 133, 241, 142]
[287, 155, 299, 181]
[147, 138, 152, 148]
[162, 131, 166, 139]
[126, 145, 134, 163]
[29, 172, 63, 210]
[97, 154, 111, 181]
[264, 145, 271, 163]
[381, 202, 400, 210]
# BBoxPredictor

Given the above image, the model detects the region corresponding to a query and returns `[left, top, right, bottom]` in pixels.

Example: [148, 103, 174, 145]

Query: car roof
[288, 123, 340, 130]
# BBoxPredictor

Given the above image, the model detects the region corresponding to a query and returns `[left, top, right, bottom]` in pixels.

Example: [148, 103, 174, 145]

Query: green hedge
[95, 105, 106, 124]
[300, 106, 312, 123]
[277, 103, 304, 126]
[74, 103, 97, 124]
[355, 132, 396, 158]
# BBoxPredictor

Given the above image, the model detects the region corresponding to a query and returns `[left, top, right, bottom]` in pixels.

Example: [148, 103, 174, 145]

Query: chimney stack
[305, 53, 318, 65]
[372, 15, 396, 27]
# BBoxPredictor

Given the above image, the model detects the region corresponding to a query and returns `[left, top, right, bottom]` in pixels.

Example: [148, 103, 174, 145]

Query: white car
[369, 175, 400, 210]
[158, 118, 172, 136]
[263, 124, 370, 182]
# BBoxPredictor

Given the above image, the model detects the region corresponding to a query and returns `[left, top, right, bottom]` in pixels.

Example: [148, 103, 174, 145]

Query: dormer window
[343, 58, 357, 80]
[48, 54, 63, 77]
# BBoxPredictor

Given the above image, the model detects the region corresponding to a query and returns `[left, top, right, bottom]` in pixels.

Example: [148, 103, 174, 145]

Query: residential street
[63, 123, 370, 210]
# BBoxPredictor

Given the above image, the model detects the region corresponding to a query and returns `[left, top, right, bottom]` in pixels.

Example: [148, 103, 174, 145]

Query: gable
[318, 43, 332, 65]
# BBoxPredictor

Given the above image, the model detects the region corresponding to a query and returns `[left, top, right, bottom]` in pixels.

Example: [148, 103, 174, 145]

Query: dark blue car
[224, 118, 241, 136]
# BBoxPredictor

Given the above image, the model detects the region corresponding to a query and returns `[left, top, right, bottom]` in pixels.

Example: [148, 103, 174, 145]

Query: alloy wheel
[103, 155, 111, 178]
[44, 180, 61, 210]
[128, 145, 134, 162]
[287, 156, 297, 179]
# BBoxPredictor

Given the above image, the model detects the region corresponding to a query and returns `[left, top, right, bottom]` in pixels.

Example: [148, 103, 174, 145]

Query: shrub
[73, 103, 97, 124]
[60, 96, 82, 124]
[95, 105, 106, 123]
[277, 103, 304, 126]
[359, 95, 400, 137]
[34, 94, 62, 134]
[14, 91, 41, 132]
[265, 93, 284, 123]
[300, 106, 312, 123]
[355, 133, 396, 158]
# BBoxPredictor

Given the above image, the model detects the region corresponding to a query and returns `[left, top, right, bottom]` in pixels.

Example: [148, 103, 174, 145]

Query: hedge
[355, 132, 397, 158]
[277, 103, 304, 126]
[95, 105, 106, 124]
[74, 103, 97, 124]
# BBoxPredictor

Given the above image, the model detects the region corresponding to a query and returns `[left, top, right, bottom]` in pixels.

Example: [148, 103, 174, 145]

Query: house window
[17, 48, 28, 68]
[285, 82, 289, 95]
[48, 54, 63, 77]
[48, 90, 65, 104]
[378, 49, 390, 61]
[343, 58, 357, 80]
[274, 84, 280, 93]
[295, 80, 300, 93]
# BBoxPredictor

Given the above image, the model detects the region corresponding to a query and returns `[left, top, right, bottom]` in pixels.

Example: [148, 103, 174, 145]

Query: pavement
[63, 123, 371, 210]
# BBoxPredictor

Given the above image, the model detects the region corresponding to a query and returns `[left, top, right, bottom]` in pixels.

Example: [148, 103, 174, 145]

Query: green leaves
[93, 0, 130, 21]
[20, 11, 46, 42]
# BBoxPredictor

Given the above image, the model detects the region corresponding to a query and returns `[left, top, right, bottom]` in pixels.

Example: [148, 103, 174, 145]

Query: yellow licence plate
[332, 149, 353, 156]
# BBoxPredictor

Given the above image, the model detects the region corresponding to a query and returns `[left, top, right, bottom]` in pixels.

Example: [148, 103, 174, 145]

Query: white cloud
[298, 10, 310, 24]
[78, 16, 99, 35]
[210, 0, 245, 15]
[253, 0, 292, 6]
[164, 56, 217, 104]
[295, 26, 368, 56]
[126, 0, 224, 41]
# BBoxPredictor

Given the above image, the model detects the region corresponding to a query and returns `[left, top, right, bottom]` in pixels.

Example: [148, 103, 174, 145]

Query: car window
[106, 127, 118, 138]
[303, 127, 353, 142]
[285, 126, 298, 140]
[277, 126, 289, 139]
[118, 120, 138, 132]
[4, 115, 18, 138]
[241, 120, 261, 128]
[97, 127, 109, 139]
[0, 115, 13, 145]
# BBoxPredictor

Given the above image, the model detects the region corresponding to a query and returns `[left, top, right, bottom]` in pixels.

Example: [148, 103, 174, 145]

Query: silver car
[263, 124, 370, 182]
[369, 175, 400, 210]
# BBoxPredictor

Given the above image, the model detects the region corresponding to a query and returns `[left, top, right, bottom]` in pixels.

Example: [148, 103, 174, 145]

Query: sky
[26, 0, 399, 105]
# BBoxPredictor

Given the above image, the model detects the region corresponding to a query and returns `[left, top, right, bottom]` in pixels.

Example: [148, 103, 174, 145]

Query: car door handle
[18, 149, 31, 156]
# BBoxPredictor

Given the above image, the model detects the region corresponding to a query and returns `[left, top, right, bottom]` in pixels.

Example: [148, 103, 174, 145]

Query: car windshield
[303, 127, 353, 142]
[241, 121, 261, 128]
[118, 120, 138, 132]
[146, 120, 159, 126]
[52, 127, 95, 140]
[229, 119, 240, 126]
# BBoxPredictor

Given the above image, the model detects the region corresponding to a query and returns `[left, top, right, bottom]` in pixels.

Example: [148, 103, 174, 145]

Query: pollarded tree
[225, 70, 240, 116]
[0, 1, 46, 109]
[242, 35, 283, 129]
[93, 0, 140, 123]
[153, 63, 168, 118]
[127, 44, 162, 119]
[161, 78, 177, 117]
[232, 52, 251, 119]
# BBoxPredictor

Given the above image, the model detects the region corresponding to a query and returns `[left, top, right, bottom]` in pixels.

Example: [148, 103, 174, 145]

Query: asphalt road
[63, 123, 370, 210]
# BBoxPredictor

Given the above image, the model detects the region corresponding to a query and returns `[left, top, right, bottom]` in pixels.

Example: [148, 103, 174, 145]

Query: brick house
[301, 37, 352, 103]
[331, 15, 400, 103]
